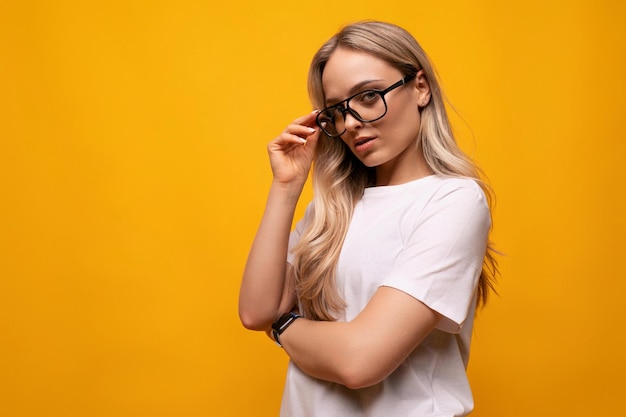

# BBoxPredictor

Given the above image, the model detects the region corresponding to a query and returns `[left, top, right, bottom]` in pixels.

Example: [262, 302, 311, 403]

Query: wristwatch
[271, 312, 301, 347]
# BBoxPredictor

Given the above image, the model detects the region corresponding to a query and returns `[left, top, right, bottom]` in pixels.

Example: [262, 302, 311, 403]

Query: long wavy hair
[291, 21, 498, 321]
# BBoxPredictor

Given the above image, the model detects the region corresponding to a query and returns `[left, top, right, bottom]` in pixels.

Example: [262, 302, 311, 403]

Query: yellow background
[1, 1, 624, 416]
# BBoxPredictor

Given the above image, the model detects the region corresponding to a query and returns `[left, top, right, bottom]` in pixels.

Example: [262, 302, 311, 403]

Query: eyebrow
[325, 78, 384, 106]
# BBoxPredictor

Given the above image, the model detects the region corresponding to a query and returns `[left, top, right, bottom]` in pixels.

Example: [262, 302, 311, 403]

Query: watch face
[272, 312, 299, 333]
[273, 314, 291, 331]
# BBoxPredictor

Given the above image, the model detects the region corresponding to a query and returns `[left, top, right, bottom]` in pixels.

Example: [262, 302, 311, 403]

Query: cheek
[384, 104, 422, 138]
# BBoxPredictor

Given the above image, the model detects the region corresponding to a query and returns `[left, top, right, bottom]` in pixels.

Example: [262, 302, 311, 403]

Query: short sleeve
[380, 181, 491, 333]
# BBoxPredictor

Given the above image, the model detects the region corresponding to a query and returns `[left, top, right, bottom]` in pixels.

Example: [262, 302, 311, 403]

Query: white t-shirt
[283, 175, 491, 417]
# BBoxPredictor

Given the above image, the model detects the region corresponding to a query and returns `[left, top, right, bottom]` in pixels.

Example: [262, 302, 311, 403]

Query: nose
[342, 110, 363, 132]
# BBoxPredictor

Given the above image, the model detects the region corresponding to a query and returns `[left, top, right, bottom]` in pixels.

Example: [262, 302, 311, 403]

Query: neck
[374, 145, 433, 186]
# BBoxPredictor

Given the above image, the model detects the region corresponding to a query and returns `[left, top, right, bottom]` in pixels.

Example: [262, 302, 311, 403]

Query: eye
[354, 90, 380, 106]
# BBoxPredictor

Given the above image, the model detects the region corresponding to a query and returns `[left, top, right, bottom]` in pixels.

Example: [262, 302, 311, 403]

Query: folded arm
[278, 286, 440, 389]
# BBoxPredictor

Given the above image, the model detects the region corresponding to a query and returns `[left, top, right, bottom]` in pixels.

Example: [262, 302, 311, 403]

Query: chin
[358, 158, 379, 168]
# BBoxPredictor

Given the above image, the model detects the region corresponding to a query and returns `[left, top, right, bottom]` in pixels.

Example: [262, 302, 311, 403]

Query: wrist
[269, 181, 305, 205]
[271, 179, 306, 192]
[271, 312, 301, 347]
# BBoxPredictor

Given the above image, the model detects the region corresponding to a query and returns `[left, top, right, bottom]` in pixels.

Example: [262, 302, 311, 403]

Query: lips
[355, 137, 375, 147]
[353, 136, 376, 152]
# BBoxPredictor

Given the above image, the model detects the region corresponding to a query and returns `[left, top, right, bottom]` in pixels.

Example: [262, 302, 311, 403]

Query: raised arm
[238, 111, 320, 331]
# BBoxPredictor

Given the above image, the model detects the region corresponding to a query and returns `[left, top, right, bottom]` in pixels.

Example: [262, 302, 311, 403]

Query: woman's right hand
[268, 111, 321, 186]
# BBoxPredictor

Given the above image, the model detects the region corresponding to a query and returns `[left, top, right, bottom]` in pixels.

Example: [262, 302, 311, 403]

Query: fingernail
[308, 127, 316, 133]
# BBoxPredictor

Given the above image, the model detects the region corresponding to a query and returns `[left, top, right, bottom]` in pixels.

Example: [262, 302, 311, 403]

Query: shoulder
[410, 176, 491, 234]
[423, 176, 488, 211]
[427, 175, 485, 196]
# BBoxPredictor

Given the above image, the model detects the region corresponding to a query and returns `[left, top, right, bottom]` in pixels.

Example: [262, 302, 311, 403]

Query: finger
[285, 124, 318, 141]
[291, 110, 320, 128]
[301, 125, 321, 148]
[272, 132, 308, 148]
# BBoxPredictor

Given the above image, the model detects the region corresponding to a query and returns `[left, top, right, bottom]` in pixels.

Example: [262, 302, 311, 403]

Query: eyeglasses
[316, 74, 416, 138]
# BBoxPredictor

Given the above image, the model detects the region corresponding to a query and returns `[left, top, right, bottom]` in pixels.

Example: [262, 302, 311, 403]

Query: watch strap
[271, 312, 301, 347]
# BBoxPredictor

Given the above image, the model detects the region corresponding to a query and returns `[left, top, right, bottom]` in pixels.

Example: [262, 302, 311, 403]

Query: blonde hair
[291, 21, 498, 321]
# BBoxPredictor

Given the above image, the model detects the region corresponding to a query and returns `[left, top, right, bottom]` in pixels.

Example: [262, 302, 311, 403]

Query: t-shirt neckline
[363, 174, 439, 196]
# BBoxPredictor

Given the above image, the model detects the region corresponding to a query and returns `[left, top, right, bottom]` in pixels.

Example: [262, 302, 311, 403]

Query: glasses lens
[349, 90, 386, 122]
[317, 108, 343, 137]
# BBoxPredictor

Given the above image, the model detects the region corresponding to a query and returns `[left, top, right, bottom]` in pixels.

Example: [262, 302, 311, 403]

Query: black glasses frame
[316, 73, 417, 137]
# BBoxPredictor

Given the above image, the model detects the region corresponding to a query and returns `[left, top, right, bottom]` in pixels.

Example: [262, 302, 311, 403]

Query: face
[321, 47, 431, 184]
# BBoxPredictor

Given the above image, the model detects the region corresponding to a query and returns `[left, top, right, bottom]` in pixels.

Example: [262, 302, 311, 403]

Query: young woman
[239, 21, 498, 417]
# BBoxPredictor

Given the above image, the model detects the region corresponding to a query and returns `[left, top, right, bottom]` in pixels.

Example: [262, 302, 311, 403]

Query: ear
[415, 70, 431, 108]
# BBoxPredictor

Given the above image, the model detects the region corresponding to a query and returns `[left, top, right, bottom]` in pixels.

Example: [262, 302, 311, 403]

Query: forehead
[321, 47, 402, 101]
